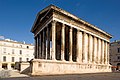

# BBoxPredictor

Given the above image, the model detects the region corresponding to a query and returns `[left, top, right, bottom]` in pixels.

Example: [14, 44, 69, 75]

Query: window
[19, 57, 22, 62]
[118, 42, 120, 44]
[12, 49, 14, 54]
[20, 45, 22, 48]
[3, 48, 6, 53]
[118, 56, 120, 60]
[118, 48, 120, 53]
[12, 57, 14, 62]
[27, 46, 29, 49]
[3, 56, 6, 62]
[26, 58, 29, 61]
[20, 50, 22, 54]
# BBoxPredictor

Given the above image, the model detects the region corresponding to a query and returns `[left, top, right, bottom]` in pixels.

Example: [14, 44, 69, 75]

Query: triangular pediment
[31, 4, 112, 38]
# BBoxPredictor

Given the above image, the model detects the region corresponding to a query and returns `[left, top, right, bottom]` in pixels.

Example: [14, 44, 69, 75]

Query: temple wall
[31, 59, 111, 75]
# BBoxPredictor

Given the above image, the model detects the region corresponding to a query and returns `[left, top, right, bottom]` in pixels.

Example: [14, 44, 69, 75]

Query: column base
[83, 60, 88, 64]
[61, 59, 66, 62]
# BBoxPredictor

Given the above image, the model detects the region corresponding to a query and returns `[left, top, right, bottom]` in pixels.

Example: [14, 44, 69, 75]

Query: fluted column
[105, 41, 108, 64]
[88, 34, 93, 63]
[52, 21, 56, 60]
[0, 63, 2, 69]
[107, 42, 110, 64]
[37, 36, 39, 59]
[42, 30, 46, 59]
[101, 40, 105, 64]
[76, 30, 82, 63]
[61, 24, 65, 61]
[93, 36, 97, 63]
[41, 32, 43, 59]
[69, 27, 73, 62]
[47, 27, 50, 59]
[37, 35, 39, 59]
[39, 33, 42, 59]
[36, 36, 39, 59]
[99, 39, 102, 64]
[83, 32, 88, 63]
[98, 38, 101, 64]
[34, 37, 37, 58]
[44, 29, 47, 59]
[42, 31, 44, 59]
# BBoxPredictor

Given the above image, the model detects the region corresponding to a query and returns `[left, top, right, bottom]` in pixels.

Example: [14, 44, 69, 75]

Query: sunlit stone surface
[30, 5, 112, 75]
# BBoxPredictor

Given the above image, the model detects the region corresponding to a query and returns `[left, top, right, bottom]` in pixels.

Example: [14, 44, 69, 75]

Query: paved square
[1, 72, 120, 80]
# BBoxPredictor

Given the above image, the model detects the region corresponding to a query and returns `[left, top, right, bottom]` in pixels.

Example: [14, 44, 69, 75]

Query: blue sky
[0, 0, 120, 44]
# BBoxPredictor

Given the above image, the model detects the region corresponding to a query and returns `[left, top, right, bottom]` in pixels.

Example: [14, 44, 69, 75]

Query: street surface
[1, 72, 120, 80]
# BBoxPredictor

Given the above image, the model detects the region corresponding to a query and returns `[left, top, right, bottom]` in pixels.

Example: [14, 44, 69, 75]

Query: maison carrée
[30, 5, 112, 75]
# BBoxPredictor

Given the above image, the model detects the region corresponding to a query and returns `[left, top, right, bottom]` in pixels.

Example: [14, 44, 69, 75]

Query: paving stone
[1, 72, 120, 80]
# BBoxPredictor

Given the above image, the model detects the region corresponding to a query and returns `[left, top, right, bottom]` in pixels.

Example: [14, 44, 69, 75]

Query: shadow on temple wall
[20, 66, 30, 74]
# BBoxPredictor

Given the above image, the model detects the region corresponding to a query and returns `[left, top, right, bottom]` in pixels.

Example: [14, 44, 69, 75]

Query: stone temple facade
[30, 5, 112, 75]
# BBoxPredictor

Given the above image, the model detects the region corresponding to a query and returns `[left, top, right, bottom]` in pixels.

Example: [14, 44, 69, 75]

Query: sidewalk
[9, 70, 29, 77]
[0, 69, 29, 78]
[1, 72, 120, 80]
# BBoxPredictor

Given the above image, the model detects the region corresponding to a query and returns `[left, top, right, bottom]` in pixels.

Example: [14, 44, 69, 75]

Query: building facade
[0, 39, 34, 70]
[110, 40, 120, 71]
[30, 5, 112, 75]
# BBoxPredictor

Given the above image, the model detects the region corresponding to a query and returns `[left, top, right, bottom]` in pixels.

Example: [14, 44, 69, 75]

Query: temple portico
[33, 20, 110, 64]
[30, 5, 112, 75]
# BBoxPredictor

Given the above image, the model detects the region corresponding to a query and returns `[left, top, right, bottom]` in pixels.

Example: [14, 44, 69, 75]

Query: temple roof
[31, 4, 112, 38]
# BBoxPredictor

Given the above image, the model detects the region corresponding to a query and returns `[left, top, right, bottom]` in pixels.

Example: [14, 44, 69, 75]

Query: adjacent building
[0, 39, 34, 70]
[30, 5, 112, 75]
[110, 40, 120, 71]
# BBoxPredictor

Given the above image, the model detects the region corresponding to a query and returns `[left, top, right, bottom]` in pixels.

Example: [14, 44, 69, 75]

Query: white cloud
[0, 36, 5, 40]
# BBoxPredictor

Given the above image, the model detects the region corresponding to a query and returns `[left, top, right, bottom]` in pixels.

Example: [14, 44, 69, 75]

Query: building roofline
[0, 39, 34, 46]
[31, 4, 53, 33]
[110, 40, 120, 44]
[31, 4, 112, 38]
